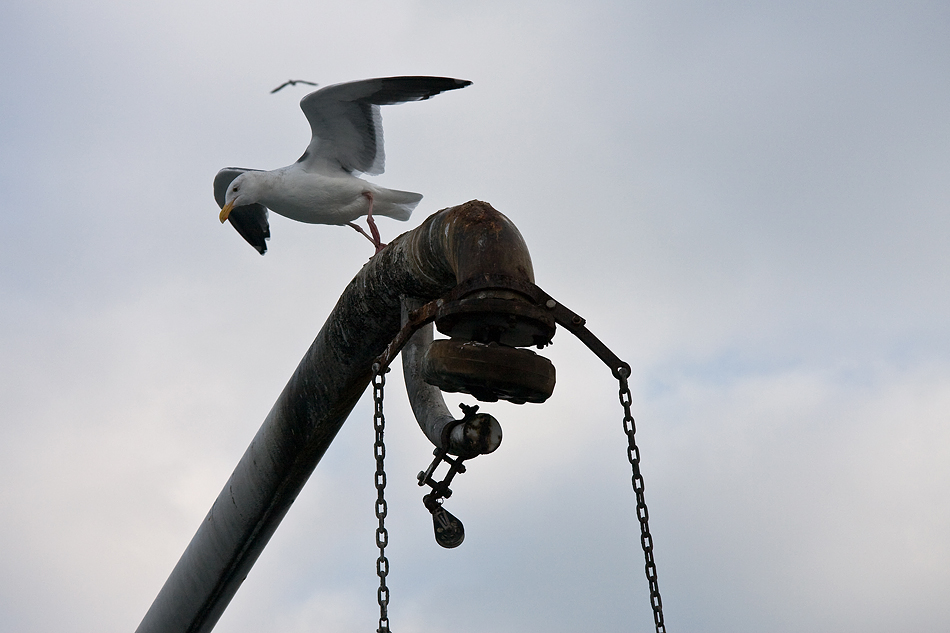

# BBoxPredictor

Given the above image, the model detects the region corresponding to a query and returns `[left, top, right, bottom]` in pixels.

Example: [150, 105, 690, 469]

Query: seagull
[270, 79, 318, 94]
[215, 76, 472, 255]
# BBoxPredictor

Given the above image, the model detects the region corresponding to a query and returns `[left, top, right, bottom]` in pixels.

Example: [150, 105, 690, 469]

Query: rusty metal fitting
[423, 339, 555, 404]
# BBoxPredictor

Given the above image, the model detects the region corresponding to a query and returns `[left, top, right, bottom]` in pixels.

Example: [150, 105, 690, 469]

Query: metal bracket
[377, 273, 630, 379]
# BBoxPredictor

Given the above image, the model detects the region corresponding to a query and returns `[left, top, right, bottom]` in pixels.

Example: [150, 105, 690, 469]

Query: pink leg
[347, 221, 377, 245]
[362, 191, 386, 253]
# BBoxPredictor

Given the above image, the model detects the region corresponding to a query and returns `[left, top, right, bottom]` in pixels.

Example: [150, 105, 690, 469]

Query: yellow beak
[219, 200, 234, 223]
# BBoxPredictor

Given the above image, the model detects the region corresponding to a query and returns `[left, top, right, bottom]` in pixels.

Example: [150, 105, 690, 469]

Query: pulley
[417, 445, 469, 549]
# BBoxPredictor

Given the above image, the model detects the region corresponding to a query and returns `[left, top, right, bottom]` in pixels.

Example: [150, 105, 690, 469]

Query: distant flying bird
[215, 76, 472, 255]
[270, 79, 319, 93]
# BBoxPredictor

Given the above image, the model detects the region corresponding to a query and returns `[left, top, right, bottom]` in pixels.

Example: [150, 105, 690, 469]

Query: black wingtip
[365, 76, 473, 104]
[226, 204, 271, 255]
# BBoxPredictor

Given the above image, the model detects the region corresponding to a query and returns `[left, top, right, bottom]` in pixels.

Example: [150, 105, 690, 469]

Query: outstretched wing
[297, 76, 472, 176]
[213, 167, 271, 255]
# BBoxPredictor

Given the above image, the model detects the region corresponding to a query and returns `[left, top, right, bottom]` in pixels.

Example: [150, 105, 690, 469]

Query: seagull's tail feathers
[374, 188, 423, 222]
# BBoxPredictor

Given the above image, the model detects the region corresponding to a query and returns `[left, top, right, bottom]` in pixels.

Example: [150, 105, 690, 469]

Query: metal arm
[400, 297, 502, 457]
[135, 201, 536, 633]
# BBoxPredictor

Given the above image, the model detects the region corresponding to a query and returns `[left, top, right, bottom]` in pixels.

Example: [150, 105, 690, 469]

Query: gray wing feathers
[298, 76, 471, 175]
[213, 167, 270, 255]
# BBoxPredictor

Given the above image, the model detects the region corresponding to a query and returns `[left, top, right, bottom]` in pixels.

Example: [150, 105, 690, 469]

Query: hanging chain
[372, 283, 666, 631]
[618, 370, 666, 633]
[372, 363, 391, 633]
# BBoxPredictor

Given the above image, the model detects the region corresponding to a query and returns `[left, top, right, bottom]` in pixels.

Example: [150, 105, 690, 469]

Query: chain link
[618, 373, 666, 633]
[372, 364, 391, 633]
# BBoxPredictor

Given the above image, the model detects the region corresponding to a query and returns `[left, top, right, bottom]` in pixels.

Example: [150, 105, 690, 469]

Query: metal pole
[135, 200, 535, 633]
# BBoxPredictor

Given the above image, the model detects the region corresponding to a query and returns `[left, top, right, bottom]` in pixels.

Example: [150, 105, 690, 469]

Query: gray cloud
[1, 1, 948, 632]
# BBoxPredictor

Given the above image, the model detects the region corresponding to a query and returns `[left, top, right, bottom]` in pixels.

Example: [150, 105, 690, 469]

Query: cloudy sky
[2, 1, 949, 632]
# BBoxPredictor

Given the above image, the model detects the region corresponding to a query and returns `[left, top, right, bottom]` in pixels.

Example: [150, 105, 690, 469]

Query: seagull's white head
[218, 172, 264, 223]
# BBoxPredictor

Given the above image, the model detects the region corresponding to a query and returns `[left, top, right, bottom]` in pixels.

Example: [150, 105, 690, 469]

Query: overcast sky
[1, 1, 949, 632]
